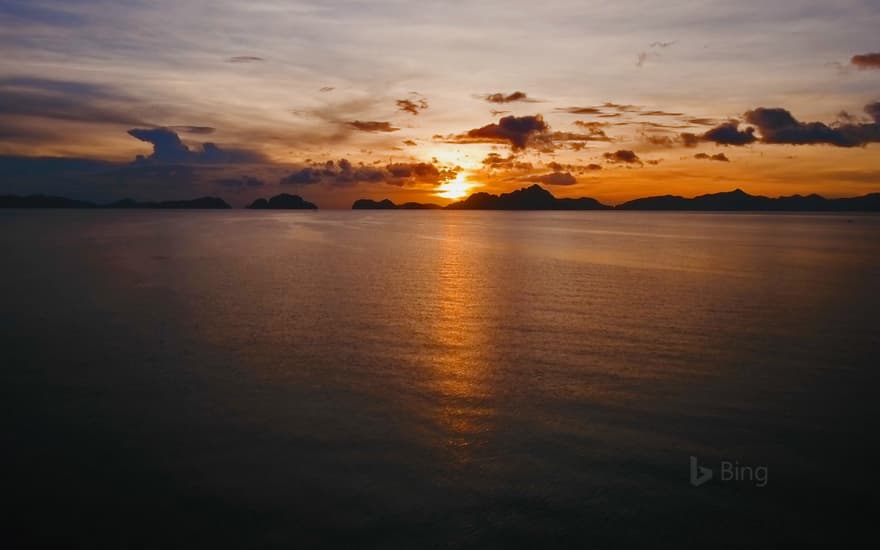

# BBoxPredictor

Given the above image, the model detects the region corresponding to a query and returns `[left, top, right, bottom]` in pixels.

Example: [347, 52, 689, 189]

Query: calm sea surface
[2, 210, 878, 548]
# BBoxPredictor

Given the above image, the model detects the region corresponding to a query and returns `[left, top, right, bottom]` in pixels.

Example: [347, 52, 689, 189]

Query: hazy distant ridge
[352, 185, 880, 211]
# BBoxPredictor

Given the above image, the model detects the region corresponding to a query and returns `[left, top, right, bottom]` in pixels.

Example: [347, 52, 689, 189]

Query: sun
[436, 173, 473, 200]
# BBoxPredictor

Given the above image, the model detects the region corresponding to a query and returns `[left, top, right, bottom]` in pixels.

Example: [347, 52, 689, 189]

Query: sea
[2, 210, 878, 548]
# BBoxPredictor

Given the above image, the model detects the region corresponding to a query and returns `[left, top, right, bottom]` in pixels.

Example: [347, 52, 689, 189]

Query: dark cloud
[695, 153, 730, 162]
[650, 41, 677, 48]
[745, 103, 880, 147]
[526, 171, 577, 186]
[128, 127, 265, 164]
[586, 163, 603, 171]
[603, 150, 642, 164]
[686, 118, 718, 126]
[403, 139, 417, 146]
[281, 159, 456, 187]
[396, 97, 428, 115]
[678, 102, 880, 148]
[697, 122, 757, 146]
[866, 101, 880, 121]
[448, 115, 609, 151]
[319, 86, 335, 92]
[227, 56, 264, 63]
[462, 114, 549, 150]
[213, 176, 264, 189]
[744, 108, 850, 146]
[484, 91, 534, 103]
[280, 167, 324, 185]
[851, 52, 880, 70]
[0, 77, 147, 127]
[347, 120, 400, 132]
[490, 109, 510, 116]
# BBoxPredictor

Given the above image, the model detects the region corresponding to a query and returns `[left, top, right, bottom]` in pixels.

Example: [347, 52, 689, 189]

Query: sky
[0, 0, 879, 208]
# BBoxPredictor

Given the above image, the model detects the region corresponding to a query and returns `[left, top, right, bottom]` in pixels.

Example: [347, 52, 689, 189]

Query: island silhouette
[351, 185, 880, 211]
[3, 185, 880, 211]
[247, 193, 317, 210]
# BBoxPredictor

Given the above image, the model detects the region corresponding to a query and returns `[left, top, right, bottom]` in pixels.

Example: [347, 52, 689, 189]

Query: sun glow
[436, 173, 473, 200]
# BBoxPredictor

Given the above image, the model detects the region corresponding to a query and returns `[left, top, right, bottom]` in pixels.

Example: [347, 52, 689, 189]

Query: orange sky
[0, 1, 878, 207]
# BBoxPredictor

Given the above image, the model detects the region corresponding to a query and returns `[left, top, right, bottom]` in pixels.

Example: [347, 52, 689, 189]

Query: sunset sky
[1, 0, 878, 207]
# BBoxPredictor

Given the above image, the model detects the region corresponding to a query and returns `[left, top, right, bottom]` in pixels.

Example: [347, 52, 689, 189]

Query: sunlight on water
[2, 210, 878, 547]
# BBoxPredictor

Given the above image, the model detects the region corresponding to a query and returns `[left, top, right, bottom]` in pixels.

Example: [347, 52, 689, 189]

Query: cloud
[702, 121, 758, 145]
[127, 127, 265, 164]
[678, 102, 880, 148]
[680, 121, 756, 146]
[403, 139, 417, 146]
[213, 176, 264, 189]
[640, 110, 684, 117]
[446, 115, 612, 151]
[695, 153, 730, 162]
[227, 56, 264, 63]
[483, 91, 535, 103]
[637, 41, 676, 68]
[347, 120, 400, 132]
[167, 126, 215, 135]
[744, 105, 880, 147]
[319, 86, 335, 92]
[526, 171, 577, 186]
[482, 153, 533, 170]
[280, 167, 324, 185]
[603, 150, 642, 164]
[851, 52, 880, 70]
[645, 135, 675, 146]
[281, 159, 457, 187]
[572, 120, 612, 141]
[557, 106, 603, 115]
[396, 97, 428, 115]
[460, 114, 549, 150]
[0, 77, 147, 127]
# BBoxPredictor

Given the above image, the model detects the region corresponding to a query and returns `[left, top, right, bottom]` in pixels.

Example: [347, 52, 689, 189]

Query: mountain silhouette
[352, 198, 442, 209]
[617, 188, 880, 211]
[247, 194, 317, 209]
[446, 184, 611, 210]
[350, 184, 609, 210]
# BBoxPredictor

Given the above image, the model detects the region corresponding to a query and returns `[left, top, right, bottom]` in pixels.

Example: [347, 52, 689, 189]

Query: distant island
[352, 185, 880, 212]
[352, 198, 442, 210]
[448, 184, 610, 210]
[0, 195, 230, 209]
[354, 185, 609, 210]
[247, 193, 317, 210]
[3, 186, 880, 211]
[616, 188, 880, 211]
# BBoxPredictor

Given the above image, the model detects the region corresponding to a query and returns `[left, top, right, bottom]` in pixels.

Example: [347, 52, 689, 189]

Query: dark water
[2, 210, 878, 548]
